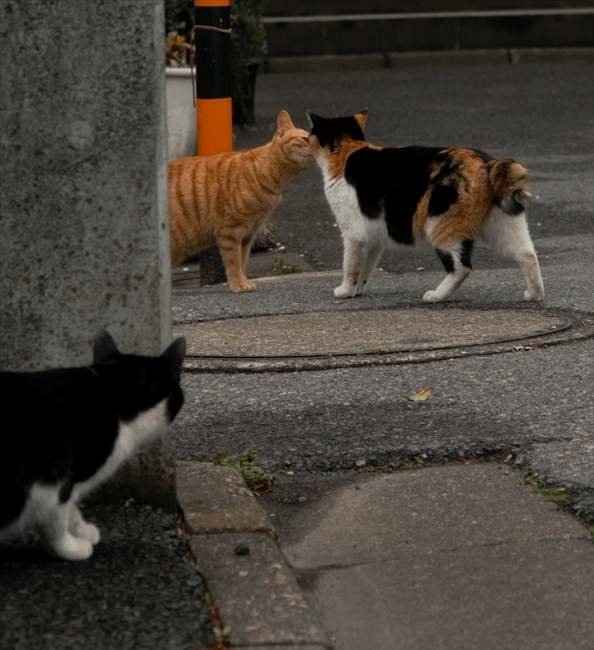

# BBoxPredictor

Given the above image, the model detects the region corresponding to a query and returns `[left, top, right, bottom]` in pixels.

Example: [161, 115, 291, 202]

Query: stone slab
[189, 533, 329, 648]
[307, 540, 594, 650]
[282, 464, 591, 569]
[271, 465, 594, 650]
[176, 461, 274, 535]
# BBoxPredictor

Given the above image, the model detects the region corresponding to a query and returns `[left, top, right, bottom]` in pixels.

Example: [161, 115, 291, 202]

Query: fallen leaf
[407, 387, 433, 402]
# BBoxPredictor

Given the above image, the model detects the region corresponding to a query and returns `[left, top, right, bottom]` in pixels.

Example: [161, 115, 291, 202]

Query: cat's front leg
[39, 500, 94, 561]
[335, 238, 364, 299]
[240, 236, 257, 291]
[217, 229, 256, 293]
[355, 242, 384, 296]
[68, 502, 100, 545]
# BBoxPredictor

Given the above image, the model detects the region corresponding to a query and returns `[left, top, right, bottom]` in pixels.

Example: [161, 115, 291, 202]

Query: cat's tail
[487, 159, 532, 215]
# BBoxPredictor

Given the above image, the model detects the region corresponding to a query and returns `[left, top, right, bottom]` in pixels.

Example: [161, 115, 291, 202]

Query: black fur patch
[309, 113, 366, 152]
[428, 184, 458, 216]
[436, 248, 455, 273]
[345, 146, 444, 245]
[507, 192, 527, 215]
[436, 239, 473, 272]
[59, 478, 74, 504]
[428, 149, 474, 216]
[460, 239, 474, 269]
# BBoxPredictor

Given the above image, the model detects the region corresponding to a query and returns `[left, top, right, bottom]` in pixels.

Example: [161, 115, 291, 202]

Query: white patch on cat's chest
[73, 398, 169, 501]
[319, 158, 388, 244]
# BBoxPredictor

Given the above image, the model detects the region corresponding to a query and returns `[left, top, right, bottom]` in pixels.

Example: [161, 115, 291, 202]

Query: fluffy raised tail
[487, 159, 532, 215]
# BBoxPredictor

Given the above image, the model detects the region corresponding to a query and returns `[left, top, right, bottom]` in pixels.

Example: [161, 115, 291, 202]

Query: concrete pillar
[0, 1, 175, 507]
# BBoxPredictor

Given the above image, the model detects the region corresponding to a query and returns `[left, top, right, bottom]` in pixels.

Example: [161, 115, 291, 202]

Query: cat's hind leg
[68, 503, 100, 546]
[423, 239, 473, 302]
[355, 242, 384, 296]
[335, 238, 364, 299]
[31, 486, 93, 561]
[480, 208, 544, 301]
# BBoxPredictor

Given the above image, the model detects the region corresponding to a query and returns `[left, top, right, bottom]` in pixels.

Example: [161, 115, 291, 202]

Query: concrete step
[262, 7, 594, 57]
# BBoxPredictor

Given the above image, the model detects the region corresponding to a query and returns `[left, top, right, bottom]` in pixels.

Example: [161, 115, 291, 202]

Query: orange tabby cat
[169, 110, 313, 292]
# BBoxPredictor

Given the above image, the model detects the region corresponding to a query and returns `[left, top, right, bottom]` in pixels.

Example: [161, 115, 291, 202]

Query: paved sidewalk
[169, 58, 593, 648]
[171, 263, 593, 648]
[263, 464, 594, 650]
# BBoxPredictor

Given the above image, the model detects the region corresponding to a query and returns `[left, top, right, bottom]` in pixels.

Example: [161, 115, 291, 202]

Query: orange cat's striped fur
[169, 110, 313, 292]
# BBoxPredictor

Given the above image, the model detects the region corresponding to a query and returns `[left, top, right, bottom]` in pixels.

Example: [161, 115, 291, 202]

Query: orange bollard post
[194, 0, 233, 156]
[193, 0, 233, 284]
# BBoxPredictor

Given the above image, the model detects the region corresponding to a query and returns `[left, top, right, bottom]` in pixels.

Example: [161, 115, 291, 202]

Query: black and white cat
[0, 331, 186, 561]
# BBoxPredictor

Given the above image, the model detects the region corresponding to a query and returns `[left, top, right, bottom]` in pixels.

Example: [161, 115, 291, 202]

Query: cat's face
[93, 332, 186, 424]
[273, 110, 314, 170]
[307, 111, 368, 157]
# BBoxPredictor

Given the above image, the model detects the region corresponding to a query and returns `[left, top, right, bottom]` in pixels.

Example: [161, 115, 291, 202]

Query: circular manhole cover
[175, 308, 576, 372]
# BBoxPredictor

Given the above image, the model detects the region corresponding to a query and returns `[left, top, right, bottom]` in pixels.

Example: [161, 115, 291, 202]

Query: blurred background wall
[262, 0, 594, 59]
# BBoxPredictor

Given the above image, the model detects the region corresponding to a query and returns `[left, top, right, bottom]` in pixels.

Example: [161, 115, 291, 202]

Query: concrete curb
[176, 461, 332, 649]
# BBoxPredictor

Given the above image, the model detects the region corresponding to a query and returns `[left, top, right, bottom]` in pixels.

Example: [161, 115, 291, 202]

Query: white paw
[52, 535, 94, 561]
[334, 285, 355, 299]
[524, 288, 544, 302]
[73, 521, 101, 545]
[422, 290, 444, 303]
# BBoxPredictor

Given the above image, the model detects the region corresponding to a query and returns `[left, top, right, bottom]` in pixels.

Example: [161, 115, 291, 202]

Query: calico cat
[308, 111, 544, 303]
[169, 110, 313, 292]
[0, 331, 186, 561]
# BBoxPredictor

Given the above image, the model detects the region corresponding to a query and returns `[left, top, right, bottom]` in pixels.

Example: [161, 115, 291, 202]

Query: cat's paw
[422, 290, 444, 303]
[334, 285, 355, 299]
[52, 534, 94, 561]
[229, 280, 256, 293]
[524, 288, 544, 302]
[72, 521, 101, 545]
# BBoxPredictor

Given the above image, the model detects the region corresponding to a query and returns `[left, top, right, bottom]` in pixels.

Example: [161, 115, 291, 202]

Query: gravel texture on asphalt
[0, 502, 212, 650]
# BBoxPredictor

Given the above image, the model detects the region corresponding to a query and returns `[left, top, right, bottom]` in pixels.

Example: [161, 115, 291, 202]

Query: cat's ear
[307, 112, 324, 130]
[93, 330, 119, 364]
[162, 337, 186, 379]
[276, 109, 295, 134]
[354, 109, 368, 130]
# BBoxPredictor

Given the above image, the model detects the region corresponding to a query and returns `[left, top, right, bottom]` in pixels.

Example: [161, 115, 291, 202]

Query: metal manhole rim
[177, 306, 574, 361]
